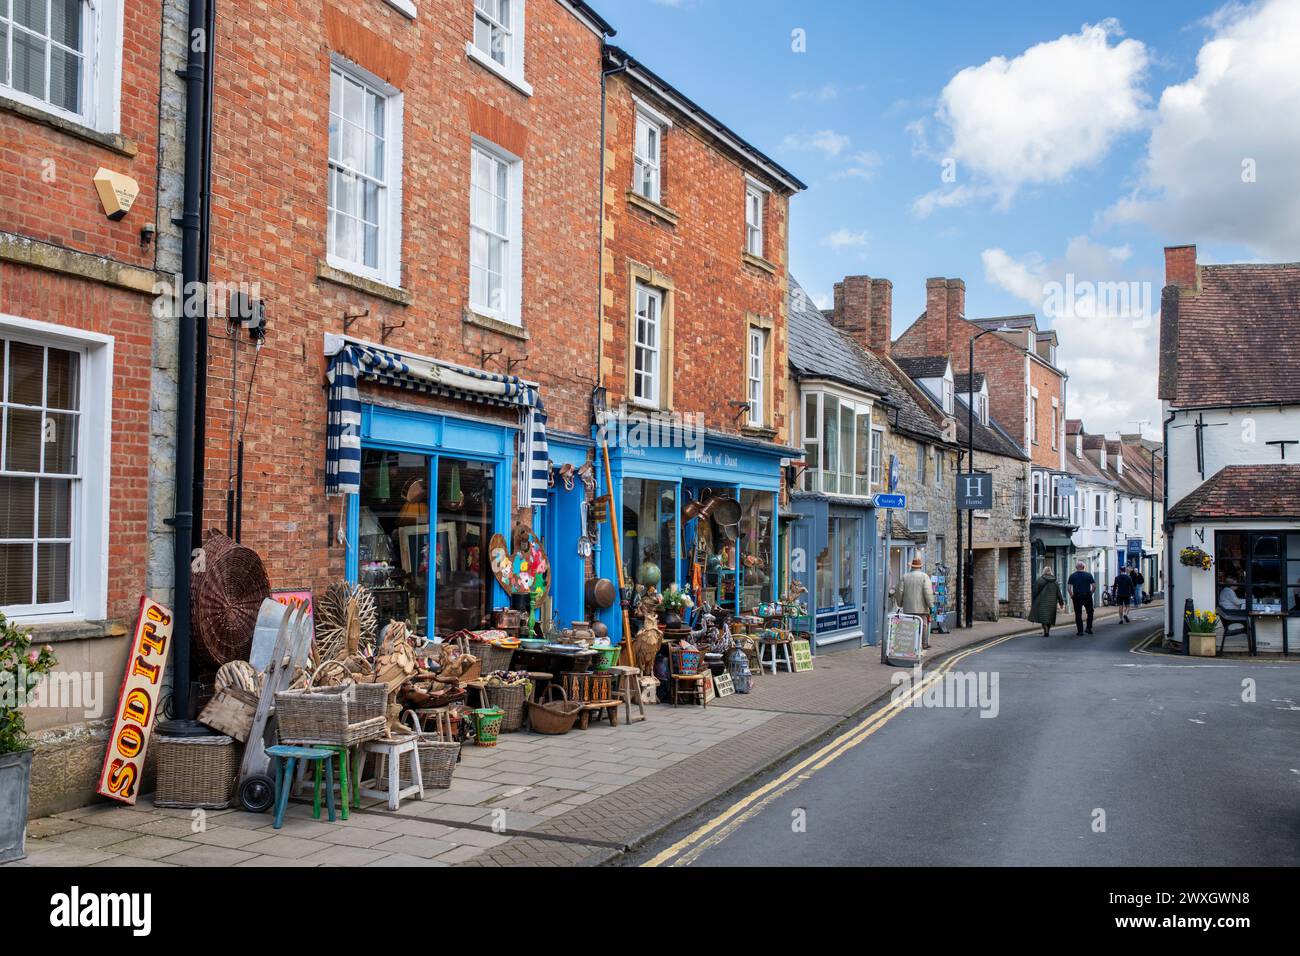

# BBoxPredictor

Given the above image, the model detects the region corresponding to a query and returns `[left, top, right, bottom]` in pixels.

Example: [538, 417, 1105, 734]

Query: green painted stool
[291, 744, 358, 820]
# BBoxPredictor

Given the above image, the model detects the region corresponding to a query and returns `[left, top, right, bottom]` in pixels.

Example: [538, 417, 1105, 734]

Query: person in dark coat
[1067, 560, 1096, 635]
[1028, 565, 1066, 636]
[1112, 566, 1135, 622]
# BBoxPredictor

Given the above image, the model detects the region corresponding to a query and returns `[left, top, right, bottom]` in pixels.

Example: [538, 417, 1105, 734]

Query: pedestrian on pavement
[900, 555, 935, 649]
[1028, 565, 1065, 636]
[1130, 565, 1145, 607]
[1067, 560, 1096, 635]
[1112, 566, 1135, 622]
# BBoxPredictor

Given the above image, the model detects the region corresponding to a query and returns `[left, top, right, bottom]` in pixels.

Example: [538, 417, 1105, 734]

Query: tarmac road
[632, 605, 1300, 867]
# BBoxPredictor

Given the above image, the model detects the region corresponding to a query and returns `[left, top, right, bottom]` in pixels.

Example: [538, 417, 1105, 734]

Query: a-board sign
[884, 613, 924, 666]
[97, 598, 173, 804]
[791, 639, 814, 672]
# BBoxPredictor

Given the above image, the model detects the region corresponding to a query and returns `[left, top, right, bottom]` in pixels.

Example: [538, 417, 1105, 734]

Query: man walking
[1130, 564, 1145, 608]
[1067, 561, 1096, 635]
[900, 556, 935, 649]
[1112, 565, 1135, 622]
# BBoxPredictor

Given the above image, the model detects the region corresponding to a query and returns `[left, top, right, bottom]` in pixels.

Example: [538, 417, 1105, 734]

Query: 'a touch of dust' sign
[97, 598, 173, 804]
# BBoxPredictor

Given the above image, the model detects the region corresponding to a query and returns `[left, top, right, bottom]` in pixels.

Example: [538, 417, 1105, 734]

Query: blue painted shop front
[787, 496, 879, 651]
[540, 435, 593, 629]
[345, 402, 515, 637]
[594, 428, 790, 644]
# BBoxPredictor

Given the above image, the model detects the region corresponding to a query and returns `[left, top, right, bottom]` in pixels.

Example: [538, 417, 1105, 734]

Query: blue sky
[592, 0, 1300, 435]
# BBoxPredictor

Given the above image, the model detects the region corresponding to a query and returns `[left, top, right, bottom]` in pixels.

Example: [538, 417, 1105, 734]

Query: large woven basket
[401, 711, 459, 789]
[154, 734, 240, 809]
[274, 682, 387, 746]
[477, 643, 516, 674]
[193, 533, 271, 665]
[483, 681, 528, 732]
[527, 685, 582, 735]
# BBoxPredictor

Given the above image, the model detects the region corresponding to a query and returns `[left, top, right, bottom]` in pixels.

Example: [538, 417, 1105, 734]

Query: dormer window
[942, 378, 954, 415]
[1075, 433, 1082, 458]
[1100, 449, 1107, 470]
[978, 393, 988, 425]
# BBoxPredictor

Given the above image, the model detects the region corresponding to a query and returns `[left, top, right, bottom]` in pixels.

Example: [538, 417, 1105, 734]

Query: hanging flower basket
[1179, 546, 1212, 570]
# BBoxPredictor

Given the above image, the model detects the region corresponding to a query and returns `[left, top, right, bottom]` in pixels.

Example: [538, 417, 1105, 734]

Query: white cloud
[981, 237, 1162, 433]
[791, 83, 839, 102]
[833, 151, 883, 181]
[1104, 0, 1300, 259]
[782, 128, 852, 158]
[915, 19, 1149, 211]
[822, 228, 870, 251]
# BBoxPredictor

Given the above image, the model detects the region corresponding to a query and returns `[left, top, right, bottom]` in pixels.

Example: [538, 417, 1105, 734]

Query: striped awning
[325, 336, 549, 506]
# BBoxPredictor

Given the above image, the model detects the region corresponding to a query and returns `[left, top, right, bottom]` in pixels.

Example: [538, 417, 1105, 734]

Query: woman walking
[1112, 565, 1135, 622]
[1028, 565, 1066, 636]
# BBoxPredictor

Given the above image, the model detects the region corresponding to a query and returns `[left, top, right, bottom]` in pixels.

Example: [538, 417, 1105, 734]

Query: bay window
[800, 389, 874, 497]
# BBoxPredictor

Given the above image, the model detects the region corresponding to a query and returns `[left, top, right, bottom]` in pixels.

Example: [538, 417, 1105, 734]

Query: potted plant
[1, 614, 57, 863]
[658, 585, 693, 630]
[1179, 546, 1213, 570]
[1186, 608, 1218, 658]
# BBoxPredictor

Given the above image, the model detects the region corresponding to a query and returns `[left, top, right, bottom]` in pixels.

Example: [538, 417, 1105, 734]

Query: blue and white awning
[324, 335, 549, 506]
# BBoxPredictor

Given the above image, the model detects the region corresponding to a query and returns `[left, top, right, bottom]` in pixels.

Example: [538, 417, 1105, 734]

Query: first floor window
[0, 334, 80, 612]
[869, 428, 883, 488]
[2, 0, 86, 116]
[632, 283, 662, 407]
[935, 450, 944, 489]
[916, 443, 926, 484]
[470, 141, 520, 323]
[329, 60, 400, 283]
[747, 326, 766, 426]
[473, 0, 513, 68]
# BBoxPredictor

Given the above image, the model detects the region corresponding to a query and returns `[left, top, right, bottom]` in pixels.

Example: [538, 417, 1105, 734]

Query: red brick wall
[0, 0, 162, 625]
[1028, 358, 1065, 469]
[200, 0, 604, 588]
[600, 73, 791, 441]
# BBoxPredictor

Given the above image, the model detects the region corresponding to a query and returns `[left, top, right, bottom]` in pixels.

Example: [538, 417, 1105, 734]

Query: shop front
[593, 418, 793, 643]
[326, 335, 549, 639]
[788, 496, 875, 651]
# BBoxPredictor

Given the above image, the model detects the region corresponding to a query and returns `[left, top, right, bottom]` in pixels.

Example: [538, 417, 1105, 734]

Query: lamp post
[963, 325, 1013, 629]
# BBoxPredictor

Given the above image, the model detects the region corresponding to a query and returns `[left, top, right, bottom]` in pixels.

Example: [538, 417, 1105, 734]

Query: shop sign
[837, 611, 859, 629]
[815, 613, 840, 633]
[1057, 476, 1077, 497]
[97, 598, 173, 805]
[884, 613, 923, 666]
[792, 639, 814, 672]
[272, 588, 313, 619]
[956, 472, 993, 510]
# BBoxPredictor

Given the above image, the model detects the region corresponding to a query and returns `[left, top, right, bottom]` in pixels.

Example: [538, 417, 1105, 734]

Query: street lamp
[959, 324, 1014, 629]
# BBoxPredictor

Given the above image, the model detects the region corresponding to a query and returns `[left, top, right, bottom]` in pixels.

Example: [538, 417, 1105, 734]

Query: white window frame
[942, 378, 954, 415]
[0, 314, 111, 623]
[632, 105, 667, 204]
[1050, 397, 1059, 449]
[746, 326, 765, 426]
[744, 182, 764, 257]
[468, 137, 523, 326]
[327, 55, 404, 288]
[0, 0, 122, 133]
[632, 282, 663, 408]
[869, 426, 883, 490]
[1030, 393, 1039, 444]
[935, 449, 943, 489]
[466, 0, 532, 96]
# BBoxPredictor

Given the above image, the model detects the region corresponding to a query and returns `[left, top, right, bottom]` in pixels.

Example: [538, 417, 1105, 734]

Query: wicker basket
[483, 680, 528, 732]
[154, 734, 240, 809]
[401, 710, 459, 789]
[527, 685, 582, 735]
[192, 533, 271, 665]
[274, 682, 387, 746]
[476, 643, 517, 674]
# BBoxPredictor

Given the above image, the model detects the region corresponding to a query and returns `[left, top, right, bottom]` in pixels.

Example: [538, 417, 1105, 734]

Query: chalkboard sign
[791, 639, 814, 672]
[885, 613, 924, 666]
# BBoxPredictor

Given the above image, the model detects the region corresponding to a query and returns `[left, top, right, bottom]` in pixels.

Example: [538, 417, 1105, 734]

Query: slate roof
[951, 396, 1029, 460]
[954, 372, 985, 393]
[1167, 465, 1300, 521]
[894, 356, 950, 380]
[1160, 262, 1300, 407]
[970, 314, 1037, 331]
[787, 276, 944, 443]
[1066, 438, 1113, 485]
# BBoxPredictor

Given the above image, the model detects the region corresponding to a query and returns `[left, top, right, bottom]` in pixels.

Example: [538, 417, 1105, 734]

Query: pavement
[624, 603, 1300, 867]
[10, 602, 1160, 868]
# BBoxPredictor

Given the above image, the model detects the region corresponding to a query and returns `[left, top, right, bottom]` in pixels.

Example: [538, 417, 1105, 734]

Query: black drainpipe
[192, 0, 216, 544]
[163, 0, 213, 728]
[1163, 409, 1177, 652]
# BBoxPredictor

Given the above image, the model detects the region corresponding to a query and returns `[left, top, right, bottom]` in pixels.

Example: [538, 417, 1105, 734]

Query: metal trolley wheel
[238, 773, 276, 814]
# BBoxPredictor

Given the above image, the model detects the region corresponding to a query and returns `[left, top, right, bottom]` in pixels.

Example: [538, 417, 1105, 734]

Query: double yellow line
[642, 630, 1024, 867]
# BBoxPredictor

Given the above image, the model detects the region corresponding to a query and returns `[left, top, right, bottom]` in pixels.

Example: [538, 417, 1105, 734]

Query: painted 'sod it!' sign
[97, 598, 173, 804]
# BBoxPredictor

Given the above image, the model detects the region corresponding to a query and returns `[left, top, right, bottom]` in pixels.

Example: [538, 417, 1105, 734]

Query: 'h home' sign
[956, 472, 993, 510]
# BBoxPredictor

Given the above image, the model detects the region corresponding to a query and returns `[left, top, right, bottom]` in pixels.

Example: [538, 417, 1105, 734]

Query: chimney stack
[925, 278, 950, 356]
[1164, 245, 1198, 293]
[832, 275, 893, 353]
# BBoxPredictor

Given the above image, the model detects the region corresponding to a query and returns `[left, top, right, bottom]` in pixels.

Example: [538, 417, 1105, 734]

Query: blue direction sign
[873, 493, 907, 510]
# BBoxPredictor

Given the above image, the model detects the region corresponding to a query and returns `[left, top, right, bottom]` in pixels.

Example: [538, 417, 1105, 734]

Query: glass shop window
[1250, 533, 1282, 613]
[623, 478, 678, 591]
[357, 449, 430, 632]
[739, 488, 774, 607]
[816, 515, 834, 611]
[433, 458, 495, 636]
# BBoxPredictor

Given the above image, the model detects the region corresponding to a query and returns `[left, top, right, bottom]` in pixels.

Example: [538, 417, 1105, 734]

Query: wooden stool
[577, 699, 621, 729]
[291, 743, 356, 819]
[266, 745, 337, 829]
[759, 639, 793, 674]
[609, 665, 646, 724]
[354, 736, 424, 811]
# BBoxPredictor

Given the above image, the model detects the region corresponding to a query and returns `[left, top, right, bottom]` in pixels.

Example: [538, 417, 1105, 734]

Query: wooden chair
[1216, 603, 1250, 653]
[669, 648, 708, 708]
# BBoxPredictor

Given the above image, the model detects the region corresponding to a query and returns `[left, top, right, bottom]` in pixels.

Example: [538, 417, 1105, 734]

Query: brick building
[185, 0, 617, 641]
[0, 0, 169, 812]
[594, 46, 805, 641]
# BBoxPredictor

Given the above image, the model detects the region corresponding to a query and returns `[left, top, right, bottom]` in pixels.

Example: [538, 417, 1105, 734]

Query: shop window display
[624, 478, 678, 590]
[434, 458, 495, 635]
[739, 489, 774, 606]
